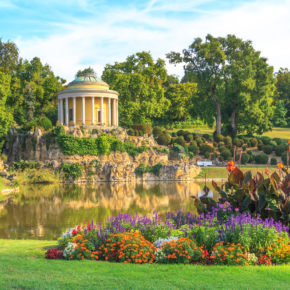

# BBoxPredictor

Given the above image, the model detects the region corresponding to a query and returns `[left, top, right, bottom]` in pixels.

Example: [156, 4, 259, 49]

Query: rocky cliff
[4, 127, 200, 182]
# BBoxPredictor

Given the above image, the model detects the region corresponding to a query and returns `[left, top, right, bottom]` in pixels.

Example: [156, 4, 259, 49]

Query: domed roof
[64, 73, 109, 90]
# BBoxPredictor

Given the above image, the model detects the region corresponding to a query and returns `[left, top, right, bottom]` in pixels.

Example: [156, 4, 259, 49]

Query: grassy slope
[196, 166, 277, 179]
[0, 240, 289, 290]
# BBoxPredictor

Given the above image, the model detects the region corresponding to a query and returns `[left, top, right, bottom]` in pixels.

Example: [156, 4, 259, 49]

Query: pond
[0, 182, 217, 240]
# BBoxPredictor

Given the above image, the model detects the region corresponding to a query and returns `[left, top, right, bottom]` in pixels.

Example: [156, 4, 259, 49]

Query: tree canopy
[167, 34, 276, 135]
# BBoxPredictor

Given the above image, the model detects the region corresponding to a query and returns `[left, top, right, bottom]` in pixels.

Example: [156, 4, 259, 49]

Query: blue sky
[0, 0, 289, 81]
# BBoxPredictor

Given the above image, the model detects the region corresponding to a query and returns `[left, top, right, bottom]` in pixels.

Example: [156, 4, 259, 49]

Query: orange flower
[278, 163, 284, 169]
[226, 161, 235, 172]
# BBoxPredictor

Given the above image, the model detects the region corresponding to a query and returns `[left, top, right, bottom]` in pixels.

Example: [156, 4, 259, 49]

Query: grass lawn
[168, 127, 290, 140]
[262, 127, 290, 140]
[0, 240, 289, 289]
[196, 166, 277, 179]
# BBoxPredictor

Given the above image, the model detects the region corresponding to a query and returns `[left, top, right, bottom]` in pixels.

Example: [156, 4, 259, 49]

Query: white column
[82, 97, 85, 125]
[116, 100, 118, 127]
[113, 99, 117, 126]
[100, 97, 103, 125]
[60, 99, 63, 124]
[73, 97, 76, 125]
[65, 98, 69, 126]
[91, 97, 95, 125]
[58, 99, 60, 122]
[108, 98, 111, 126]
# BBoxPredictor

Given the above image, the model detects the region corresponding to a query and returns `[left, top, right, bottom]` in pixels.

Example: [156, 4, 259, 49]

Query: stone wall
[4, 128, 200, 182]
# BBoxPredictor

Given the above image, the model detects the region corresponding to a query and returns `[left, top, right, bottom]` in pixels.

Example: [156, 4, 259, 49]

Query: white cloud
[14, 0, 290, 82]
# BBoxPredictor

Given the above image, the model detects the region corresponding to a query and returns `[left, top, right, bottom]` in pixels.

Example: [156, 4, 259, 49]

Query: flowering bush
[99, 232, 155, 264]
[156, 238, 201, 264]
[210, 242, 248, 265]
[259, 255, 272, 265]
[63, 242, 77, 259]
[67, 234, 99, 260]
[265, 237, 290, 264]
[45, 248, 64, 259]
[153, 237, 178, 248]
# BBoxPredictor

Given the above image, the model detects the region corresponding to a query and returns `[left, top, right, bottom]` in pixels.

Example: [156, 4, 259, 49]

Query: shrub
[202, 134, 210, 141]
[273, 138, 282, 145]
[270, 158, 277, 165]
[155, 238, 201, 264]
[39, 116, 52, 131]
[45, 248, 64, 259]
[176, 130, 186, 136]
[262, 145, 273, 154]
[153, 126, 162, 137]
[11, 160, 40, 171]
[233, 138, 243, 147]
[53, 125, 65, 136]
[274, 144, 286, 156]
[261, 136, 271, 145]
[241, 153, 250, 165]
[68, 234, 99, 260]
[224, 136, 232, 146]
[173, 144, 184, 153]
[210, 242, 248, 265]
[214, 133, 224, 142]
[257, 140, 264, 150]
[188, 141, 198, 155]
[99, 232, 155, 263]
[134, 124, 152, 135]
[127, 128, 135, 136]
[255, 153, 268, 164]
[195, 137, 204, 147]
[136, 163, 163, 177]
[175, 136, 186, 147]
[184, 133, 193, 142]
[200, 144, 213, 155]
[249, 138, 258, 147]
[281, 152, 287, 164]
[242, 145, 247, 151]
[210, 152, 218, 160]
[157, 132, 171, 145]
[220, 149, 232, 161]
[61, 162, 82, 180]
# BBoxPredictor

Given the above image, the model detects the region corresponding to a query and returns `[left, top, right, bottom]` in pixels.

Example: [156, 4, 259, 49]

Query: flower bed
[46, 164, 290, 265]
[46, 207, 289, 266]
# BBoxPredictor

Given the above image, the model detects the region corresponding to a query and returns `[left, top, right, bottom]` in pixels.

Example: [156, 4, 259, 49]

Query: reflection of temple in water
[0, 182, 215, 239]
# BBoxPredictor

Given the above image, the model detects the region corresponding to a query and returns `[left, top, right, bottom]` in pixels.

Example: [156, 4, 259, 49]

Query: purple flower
[235, 208, 239, 212]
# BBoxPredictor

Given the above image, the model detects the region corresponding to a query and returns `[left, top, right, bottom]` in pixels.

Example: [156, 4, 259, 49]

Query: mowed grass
[196, 166, 277, 179]
[169, 127, 290, 140]
[0, 240, 289, 290]
[262, 127, 290, 140]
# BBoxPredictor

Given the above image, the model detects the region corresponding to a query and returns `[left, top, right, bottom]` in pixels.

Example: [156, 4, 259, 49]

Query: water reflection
[0, 182, 217, 240]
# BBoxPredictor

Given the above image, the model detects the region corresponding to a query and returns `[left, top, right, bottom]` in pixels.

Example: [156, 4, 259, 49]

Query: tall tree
[220, 35, 275, 135]
[168, 34, 275, 135]
[167, 35, 226, 134]
[275, 68, 290, 126]
[102, 52, 170, 126]
[0, 72, 13, 148]
[0, 39, 19, 74]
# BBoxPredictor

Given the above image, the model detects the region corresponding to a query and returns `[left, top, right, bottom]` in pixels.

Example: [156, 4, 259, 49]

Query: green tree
[0, 72, 13, 148]
[76, 67, 96, 77]
[167, 35, 226, 134]
[9, 57, 65, 128]
[275, 68, 290, 126]
[168, 34, 275, 135]
[0, 39, 19, 74]
[220, 35, 275, 135]
[102, 52, 170, 126]
[273, 100, 288, 127]
[165, 82, 198, 122]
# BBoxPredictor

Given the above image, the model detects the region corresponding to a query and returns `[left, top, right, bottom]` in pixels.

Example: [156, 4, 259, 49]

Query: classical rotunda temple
[57, 73, 119, 127]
